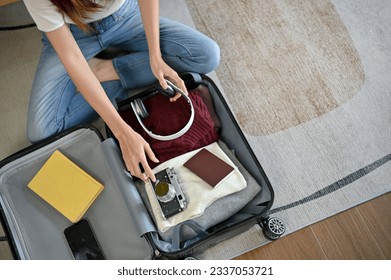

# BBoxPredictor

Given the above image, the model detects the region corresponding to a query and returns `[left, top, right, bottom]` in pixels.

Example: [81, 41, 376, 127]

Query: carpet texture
[188, 0, 365, 136]
[187, 0, 391, 259]
[1, 0, 390, 260]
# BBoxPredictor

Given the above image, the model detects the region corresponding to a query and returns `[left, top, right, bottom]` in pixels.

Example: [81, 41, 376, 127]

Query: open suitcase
[0, 73, 285, 260]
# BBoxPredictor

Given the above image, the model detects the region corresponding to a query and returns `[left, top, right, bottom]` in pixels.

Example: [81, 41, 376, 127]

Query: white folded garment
[144, 142, 247, 233]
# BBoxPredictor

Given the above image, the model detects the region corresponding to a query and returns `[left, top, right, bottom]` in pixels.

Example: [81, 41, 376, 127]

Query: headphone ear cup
[133, 98, 149, 119]
[160, 85, 176, 98]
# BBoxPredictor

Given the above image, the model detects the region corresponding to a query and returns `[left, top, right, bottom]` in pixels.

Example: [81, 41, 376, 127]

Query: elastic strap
[171, 221, 208, 250]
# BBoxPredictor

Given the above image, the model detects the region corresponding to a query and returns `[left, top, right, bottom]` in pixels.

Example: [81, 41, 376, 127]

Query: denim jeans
[27, 0, 220, 142]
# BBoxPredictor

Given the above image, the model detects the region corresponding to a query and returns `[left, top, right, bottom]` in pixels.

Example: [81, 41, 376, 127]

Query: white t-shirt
[23, 0, 125, 32]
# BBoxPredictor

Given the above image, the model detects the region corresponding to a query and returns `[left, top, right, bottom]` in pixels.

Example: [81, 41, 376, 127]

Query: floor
[236, 192, 391, 260]
[0, 0, 18, 7]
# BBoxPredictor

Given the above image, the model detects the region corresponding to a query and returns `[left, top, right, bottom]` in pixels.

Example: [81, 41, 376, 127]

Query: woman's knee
[179, 36, 220, 74]
[202, 37, 220, 73]
[26, 115, 59, 143]
[27, 124, 51, 143]
[26, 97, 61, 143]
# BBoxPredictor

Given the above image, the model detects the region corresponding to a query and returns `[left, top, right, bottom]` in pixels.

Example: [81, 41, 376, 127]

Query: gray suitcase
[0, 74, 284, 259]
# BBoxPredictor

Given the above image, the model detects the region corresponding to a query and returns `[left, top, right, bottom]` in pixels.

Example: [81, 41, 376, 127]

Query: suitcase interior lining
[0, 128, 152, 259]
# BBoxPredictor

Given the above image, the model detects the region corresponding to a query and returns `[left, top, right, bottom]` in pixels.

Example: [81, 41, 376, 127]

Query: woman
[22, 0, 220, 181]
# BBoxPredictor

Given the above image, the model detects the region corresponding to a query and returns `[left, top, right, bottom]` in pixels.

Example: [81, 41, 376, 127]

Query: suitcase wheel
[261, 217, 286, 241]
[183, 256, 197, 260]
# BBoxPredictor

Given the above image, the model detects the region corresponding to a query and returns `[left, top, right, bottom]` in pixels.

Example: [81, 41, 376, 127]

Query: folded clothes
[138, 142, 247, 233]
[120, 90, 219, 168]
[136, 140, 262, 244]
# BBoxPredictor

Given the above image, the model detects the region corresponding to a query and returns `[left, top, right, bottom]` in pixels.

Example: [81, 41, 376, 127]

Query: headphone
[130, 80, 195, 141]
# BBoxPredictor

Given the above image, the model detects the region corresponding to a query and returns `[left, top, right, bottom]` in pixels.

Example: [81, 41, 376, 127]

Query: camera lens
[155, 181, 175, 203]
[155, 181, 169, 196]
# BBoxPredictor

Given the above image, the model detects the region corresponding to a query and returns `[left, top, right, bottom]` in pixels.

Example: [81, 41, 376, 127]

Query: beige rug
[188, 0, 366, 135]
[187, 0, 391, 259]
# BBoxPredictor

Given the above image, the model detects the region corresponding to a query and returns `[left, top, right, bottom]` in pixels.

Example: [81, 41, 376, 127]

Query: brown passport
[183, 148, 234, 187]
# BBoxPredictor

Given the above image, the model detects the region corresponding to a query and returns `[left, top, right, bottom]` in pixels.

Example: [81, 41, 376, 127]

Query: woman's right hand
[115, 125, 159, 182]
[44, 25, 158, 181]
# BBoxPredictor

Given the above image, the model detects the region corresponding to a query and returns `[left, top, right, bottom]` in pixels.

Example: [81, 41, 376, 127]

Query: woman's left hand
[150, 56, 188, 101]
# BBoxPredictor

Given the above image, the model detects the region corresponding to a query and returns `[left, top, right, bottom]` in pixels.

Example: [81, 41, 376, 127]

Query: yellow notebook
[28, 150, 104, 223]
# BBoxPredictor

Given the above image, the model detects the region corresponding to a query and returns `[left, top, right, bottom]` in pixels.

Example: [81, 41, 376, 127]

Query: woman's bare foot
[88, 57, 120, 82]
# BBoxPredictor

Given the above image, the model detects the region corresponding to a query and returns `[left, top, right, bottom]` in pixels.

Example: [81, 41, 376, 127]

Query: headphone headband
[130, 80, 195, 141]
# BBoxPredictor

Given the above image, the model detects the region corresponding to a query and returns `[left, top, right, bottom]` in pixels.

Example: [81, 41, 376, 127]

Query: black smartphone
[64, 219, 105, 260]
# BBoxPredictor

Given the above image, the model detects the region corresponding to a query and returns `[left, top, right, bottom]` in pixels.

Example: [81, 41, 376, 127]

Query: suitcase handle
[179, 72, 203, 87]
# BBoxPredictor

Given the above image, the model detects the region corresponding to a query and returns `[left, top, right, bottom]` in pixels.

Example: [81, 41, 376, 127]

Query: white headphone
[130, 80, 195, 141]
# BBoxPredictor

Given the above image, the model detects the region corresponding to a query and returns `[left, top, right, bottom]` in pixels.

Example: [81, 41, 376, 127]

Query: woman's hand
[150, 56, 188, 101]
[115, 125, 159, 182]
[45, 23, 158, 182]
[137, 0, 187, 100]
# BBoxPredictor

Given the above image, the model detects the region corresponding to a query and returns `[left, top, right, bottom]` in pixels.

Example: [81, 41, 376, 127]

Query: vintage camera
[152, 167, 187, 219]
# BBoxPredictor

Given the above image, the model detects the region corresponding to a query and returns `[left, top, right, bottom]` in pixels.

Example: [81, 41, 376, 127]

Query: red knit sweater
[120, 90, 219, 168]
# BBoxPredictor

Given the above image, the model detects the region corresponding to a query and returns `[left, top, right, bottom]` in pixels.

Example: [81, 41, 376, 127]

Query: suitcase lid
[0, 127, 154, 259]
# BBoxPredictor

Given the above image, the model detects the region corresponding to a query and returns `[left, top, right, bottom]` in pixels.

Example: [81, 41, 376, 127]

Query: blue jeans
[27, 0, 220, 142]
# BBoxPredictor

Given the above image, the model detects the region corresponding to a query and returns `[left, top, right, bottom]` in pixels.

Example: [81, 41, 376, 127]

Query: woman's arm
[138, 0, 187, 100]
[46, 24, 158, 181]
